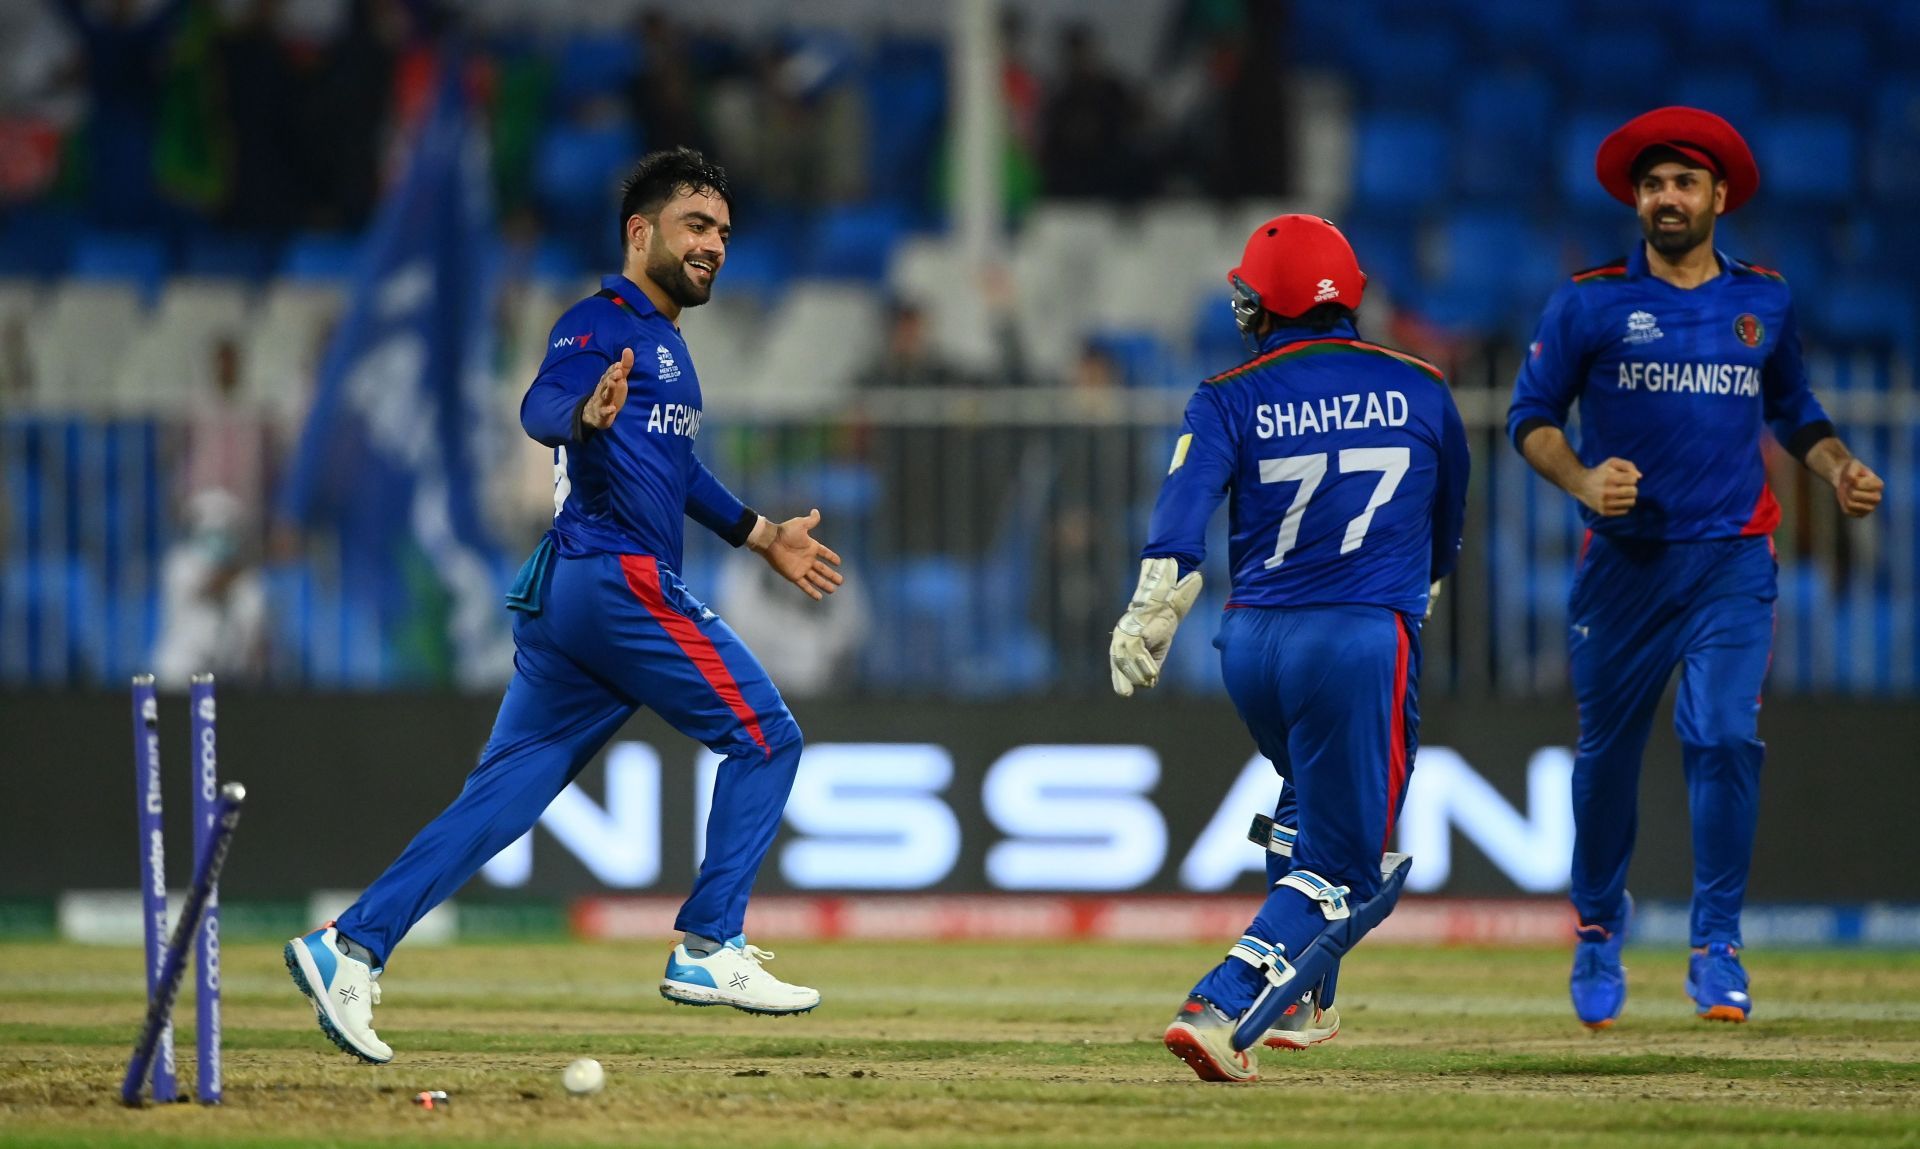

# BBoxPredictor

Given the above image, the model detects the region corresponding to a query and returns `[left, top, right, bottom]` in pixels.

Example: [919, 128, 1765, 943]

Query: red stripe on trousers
[619, 555, 770, 756]
[1382, 614, 1412, 853]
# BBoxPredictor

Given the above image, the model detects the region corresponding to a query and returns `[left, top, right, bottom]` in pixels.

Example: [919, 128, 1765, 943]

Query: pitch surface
[2, 941, 1916, 1147]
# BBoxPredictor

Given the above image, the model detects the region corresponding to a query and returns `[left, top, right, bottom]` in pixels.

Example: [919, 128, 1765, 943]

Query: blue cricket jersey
[520, 275, 755, 569]
[1506, 246, 1835, 541]
[1143, 319, 1471, 616]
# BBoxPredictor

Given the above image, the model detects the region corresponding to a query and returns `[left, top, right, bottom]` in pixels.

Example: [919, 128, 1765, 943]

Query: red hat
[1229, 215, 1365, 320]
[1595, 106, 1759, 213]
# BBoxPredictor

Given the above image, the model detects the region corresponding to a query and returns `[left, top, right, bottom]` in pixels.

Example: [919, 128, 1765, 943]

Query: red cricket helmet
[1228, 215, 1366, 333]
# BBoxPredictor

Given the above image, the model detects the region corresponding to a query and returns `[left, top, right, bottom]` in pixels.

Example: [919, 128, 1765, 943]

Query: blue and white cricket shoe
[1570, 894, 1631, 1030]
[659, 936, 820, 1015]
[1262, 989, 1340, 1050]
[285, 925, 392, 1063]
[1686, 942, 1752, 1023]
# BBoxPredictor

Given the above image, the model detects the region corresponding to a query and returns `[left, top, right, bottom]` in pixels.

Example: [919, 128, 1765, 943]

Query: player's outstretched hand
[1578, 457, 1640, 517]
[751, 508, 844, 600]
[583, 348, 633, 430]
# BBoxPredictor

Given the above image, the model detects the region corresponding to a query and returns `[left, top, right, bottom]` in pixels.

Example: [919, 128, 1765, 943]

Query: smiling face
[1635, 160, 1725, 258]
[627, 186, 730, 313]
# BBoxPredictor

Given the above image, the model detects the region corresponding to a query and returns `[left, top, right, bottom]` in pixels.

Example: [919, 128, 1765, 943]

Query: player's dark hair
[617, 147, 733, 241]
[1631, 144, 1721, 185]
[1271, 302, 1357, 333]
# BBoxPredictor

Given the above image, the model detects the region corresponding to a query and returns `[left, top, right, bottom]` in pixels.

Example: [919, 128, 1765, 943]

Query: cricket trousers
[1568, 532, 1775, 948]
[336, 551, 803, 966]
[1192, 605, 1420, 1014]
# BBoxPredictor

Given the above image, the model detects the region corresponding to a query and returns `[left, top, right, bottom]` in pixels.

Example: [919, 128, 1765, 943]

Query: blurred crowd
[0, 0, 1292, 249]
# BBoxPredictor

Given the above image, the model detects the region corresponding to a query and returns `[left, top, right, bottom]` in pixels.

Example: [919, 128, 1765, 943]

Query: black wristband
[722, 507, 759, 549]
[1784, 419, 1836, 462]
[1512, 417, 1556, 452]
[571, 395, 598, 442]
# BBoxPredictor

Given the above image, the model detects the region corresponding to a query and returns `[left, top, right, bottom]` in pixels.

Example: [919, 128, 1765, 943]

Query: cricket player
[1508, 108, 1884, 1029]
[1114, 216, 1469, 1082]
[286, 149, 843, 1063]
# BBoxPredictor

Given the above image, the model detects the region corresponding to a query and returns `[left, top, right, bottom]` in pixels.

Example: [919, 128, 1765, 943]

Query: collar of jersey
[600, 274, 663, 318]
[1627, 243, 1732, 286]
[1256, 316, 1358, 353]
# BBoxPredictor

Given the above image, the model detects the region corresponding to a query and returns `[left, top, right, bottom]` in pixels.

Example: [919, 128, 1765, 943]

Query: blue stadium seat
[1874, 72, 1920, 137]
[1570, 211, 1636, 271]
[1568, 32, 1670, 108]
[1461, 0, 1571, 59]
[1348, 26, 1462, 109]
[1758, 116, 1859, 205]
[1811, 278, 1919, 355]
[0, 208, 76, 277]
[1867, 74, 1920, 202]
[1769, 24, 1872, 115]
[278, 233, 363, 280]
[707, 232, 791, 302]
[181, 234, 274, 280]
[1353, 114, 1450, 210]
[1558, 112, 1634, 210]
[1892, 0, 1920, 57]
[1669, 72, 1768, 135]
[866, 38, 945, 210]
[1432, 208, 1562, 311]
[551, 33, 639, 110]
[1285, 2, 1365, 67]
[803, 204, 907, 281]
[1086, 330, 1176, 389]
[528, 237, 584, 285]
[1340, 214, 1422, 303]
[534, 121, 640, 234]
[69, 232, 167, 300]
[1190, 291, 1245, 377]
[1453, 70, 1555, 199]
[1867, 131, 1920, 203]
[1678, 0, 1778, 62]
[1783, 0, 1881, 20]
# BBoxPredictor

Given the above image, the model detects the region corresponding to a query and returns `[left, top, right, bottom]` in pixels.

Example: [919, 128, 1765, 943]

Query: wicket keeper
[1113, 216, 1469, 1082]
[1507, 107, 1884, 1029]
[285, 149, 841, 1063]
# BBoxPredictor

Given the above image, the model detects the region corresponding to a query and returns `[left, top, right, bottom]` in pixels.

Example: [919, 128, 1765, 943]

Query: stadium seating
[70, 232, 167, 305]
[1353, 115, 1451, 210]
[1759, 115, 1860, 205]
[112, 278, 250, 413]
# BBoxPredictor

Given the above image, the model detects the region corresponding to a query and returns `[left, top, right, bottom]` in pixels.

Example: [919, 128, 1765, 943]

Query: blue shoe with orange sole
[1686, 942, 1752, 1022]
[1570, 895, 1631, 1030]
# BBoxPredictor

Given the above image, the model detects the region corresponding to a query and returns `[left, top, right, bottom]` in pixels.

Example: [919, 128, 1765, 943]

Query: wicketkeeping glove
[1110, 557, 1204, 697]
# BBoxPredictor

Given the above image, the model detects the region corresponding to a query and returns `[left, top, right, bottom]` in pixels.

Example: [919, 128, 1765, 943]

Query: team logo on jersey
[1733, 313, 1764, 348]
[1623, 310, 1663, 345]
[656, 344, 682, 381]
[1314, 278, 1339, 303]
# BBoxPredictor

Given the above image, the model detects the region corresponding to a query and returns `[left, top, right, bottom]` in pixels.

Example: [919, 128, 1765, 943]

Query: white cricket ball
[563, 1057, 605, 1096]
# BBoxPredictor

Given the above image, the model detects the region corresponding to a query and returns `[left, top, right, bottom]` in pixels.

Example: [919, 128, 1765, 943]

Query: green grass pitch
[2, 940, 1916, 1148]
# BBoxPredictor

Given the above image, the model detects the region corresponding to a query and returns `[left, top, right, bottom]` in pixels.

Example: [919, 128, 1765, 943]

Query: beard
[646, 234, 713, 308]
[1640, 206, 1714, 257]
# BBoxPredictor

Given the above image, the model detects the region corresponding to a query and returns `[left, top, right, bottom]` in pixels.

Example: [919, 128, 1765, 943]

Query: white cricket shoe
[1164, 996, 1258, 1083]
[285, 925, 392, 1063]
[659, 935, 821, 1015]
[1262, 991, 1340, 1050]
